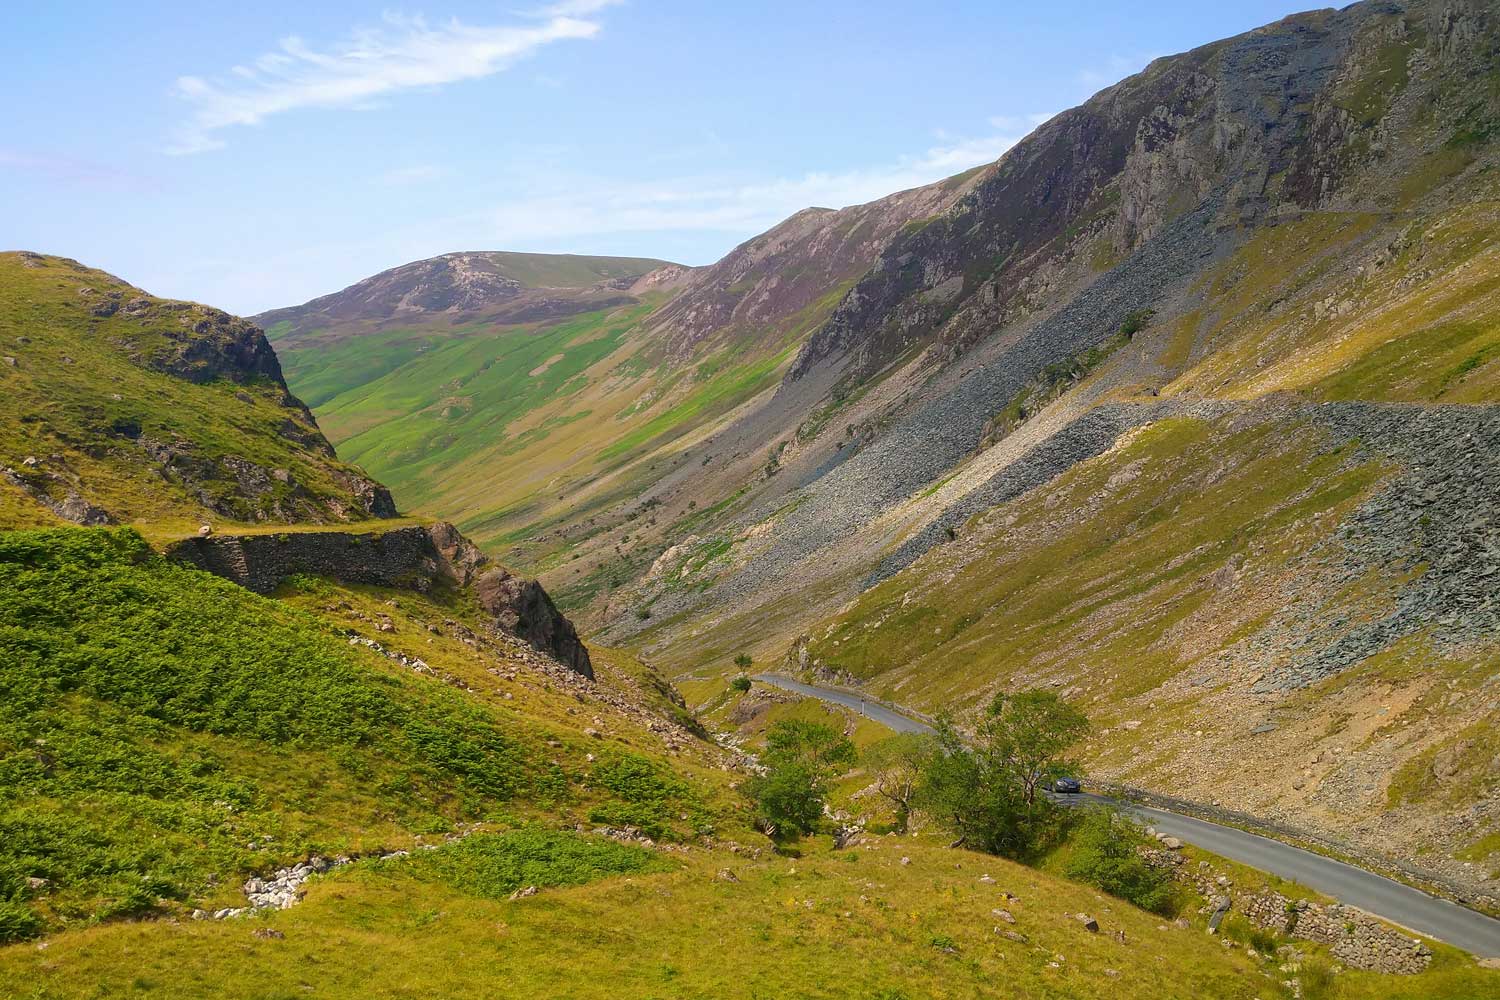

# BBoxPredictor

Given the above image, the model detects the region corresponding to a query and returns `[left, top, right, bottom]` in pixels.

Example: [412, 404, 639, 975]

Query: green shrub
[399, 828, 664, 900]
[744, 720, 855, 838]
[1063, 808, 1176, 915]
[0, 899, 43, 943]
[730, 676, 752, 693]
[587, 753, 705, 841]
[1120, 307, 1155, 337]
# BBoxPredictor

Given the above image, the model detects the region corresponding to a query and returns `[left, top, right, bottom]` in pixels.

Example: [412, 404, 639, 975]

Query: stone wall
[166, 523, 592, 679]
[1240, 891, 1433, 975]
[1142, 848, 1433, 974]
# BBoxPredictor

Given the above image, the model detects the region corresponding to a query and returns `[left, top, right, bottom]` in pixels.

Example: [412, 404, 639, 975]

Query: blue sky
[4, 0, 1301, 314]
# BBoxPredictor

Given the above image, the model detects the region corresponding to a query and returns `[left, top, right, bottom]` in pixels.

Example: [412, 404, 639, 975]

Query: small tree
[916, 717, 1036, 856]
[745, 719, 855, 838]
[914, 689, 1088, 858]
[733, 653, 753, 670]
[730, 675, 752, 694]
[986, 690, 1089, 805]
[861, 732, 933, 833]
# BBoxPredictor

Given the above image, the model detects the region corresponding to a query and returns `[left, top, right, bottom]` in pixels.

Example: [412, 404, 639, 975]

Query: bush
[732, 653, 752, 670]
[587, 753, 705, 841]
[730, 676, 752, 694]
[1120, 307, 1155, 337]
[744, 720, 855, 838]
[0, 899, 43, 943]
[399, 828, 663, 900]
[1064, 808, 1176, 915]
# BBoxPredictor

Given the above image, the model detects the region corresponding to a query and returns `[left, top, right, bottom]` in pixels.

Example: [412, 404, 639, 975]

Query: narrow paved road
[753, 673, 1500, 958]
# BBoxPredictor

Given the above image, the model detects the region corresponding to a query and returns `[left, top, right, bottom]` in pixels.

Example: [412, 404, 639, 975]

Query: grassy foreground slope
[0, 527, 730, 936]
[14, 833, 1498, 1000]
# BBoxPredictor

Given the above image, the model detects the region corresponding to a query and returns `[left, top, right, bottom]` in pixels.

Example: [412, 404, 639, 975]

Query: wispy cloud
[377, 163, 450, 186]
[0, 149, 160, 192]
[479, 118, 1052, 245]
[166, 8, 615, 155]
[1076, 53, 1161, 95]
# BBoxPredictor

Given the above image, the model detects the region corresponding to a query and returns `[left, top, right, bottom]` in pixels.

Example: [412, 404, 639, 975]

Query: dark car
[1051, 776, 1082, 794]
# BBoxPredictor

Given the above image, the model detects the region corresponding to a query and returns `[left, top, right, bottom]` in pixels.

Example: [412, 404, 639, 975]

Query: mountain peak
[255, 250, 678, 338]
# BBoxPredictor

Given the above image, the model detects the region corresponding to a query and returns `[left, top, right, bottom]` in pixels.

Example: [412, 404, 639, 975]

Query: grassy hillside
[12, 830, 1496, 1000]
[0, 527, 731, 937]
[460, 251, 675, 289]
[0, 253, 391, 531]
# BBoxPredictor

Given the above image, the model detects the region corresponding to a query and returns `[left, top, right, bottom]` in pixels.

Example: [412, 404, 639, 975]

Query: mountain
[6, 2, 1500, 996]
[257, 250, 679, 339]
[254, 178, 980, 579]
[0, 251, 395, 530]
[266, 0, 1500, 904]
[600, 0, 1500, 900]
[0, 265, 1405, 1000]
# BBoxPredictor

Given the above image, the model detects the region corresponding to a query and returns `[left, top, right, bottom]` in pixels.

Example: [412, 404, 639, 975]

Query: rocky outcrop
[788, 0, 1490, 386]
[642, 176, 982, 366]
[474, 568, 592, 679]
[166, 523, 591, 677]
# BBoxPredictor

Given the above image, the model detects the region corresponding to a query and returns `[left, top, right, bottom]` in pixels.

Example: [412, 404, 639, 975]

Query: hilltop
[0, 252, 400, 533]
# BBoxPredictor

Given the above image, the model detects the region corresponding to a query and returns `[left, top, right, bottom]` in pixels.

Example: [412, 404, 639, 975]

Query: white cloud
[166, 9, 612, 154]
[377, 163, 450, 186]
[1076, 53, 1161, 95]
[533, 0, 623, 15]
[479, 119, 1052, 245]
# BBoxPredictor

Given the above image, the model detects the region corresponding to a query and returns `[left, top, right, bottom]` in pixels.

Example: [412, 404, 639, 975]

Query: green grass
[0, 837, 1310, 1000]
[0, 527, 561, 931]
[319, 303, 659, 505]
[598, 342, 797, 460]
[276, 326, 442, 407]
[5, 832, 1490, 999]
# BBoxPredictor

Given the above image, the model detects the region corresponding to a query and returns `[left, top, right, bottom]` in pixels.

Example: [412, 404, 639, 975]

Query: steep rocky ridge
[167, 521, 592, 677]
[0, 252, 395, 529]
[787, 0, 1494, 386]
[639, 171, 984, 365]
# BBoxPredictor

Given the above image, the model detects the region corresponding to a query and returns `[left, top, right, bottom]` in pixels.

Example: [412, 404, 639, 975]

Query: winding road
[754, 673, 1500, 958]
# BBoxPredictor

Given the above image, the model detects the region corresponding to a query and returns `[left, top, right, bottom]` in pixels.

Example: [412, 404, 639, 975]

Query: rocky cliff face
[166, 522, 592, 678]
[642, 173, 983, 365]
[790, 0, 1496, 386]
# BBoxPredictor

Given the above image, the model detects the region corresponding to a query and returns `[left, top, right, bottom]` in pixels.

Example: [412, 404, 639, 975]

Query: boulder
[476, 566, 593, 679]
